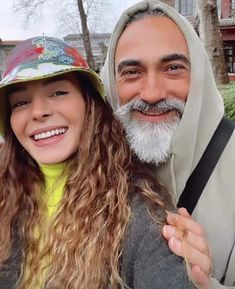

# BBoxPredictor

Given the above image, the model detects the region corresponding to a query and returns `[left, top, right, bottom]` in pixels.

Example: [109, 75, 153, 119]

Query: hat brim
[0, 64, 105, 137]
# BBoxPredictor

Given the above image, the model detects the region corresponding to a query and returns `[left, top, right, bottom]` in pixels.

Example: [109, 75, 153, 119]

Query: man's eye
[166, 64, 185, 71]
[125, 69, 138, 75]
[51, 91, 68, 97]
[11, 100, 28, 109]
[121, 69, 141, 78]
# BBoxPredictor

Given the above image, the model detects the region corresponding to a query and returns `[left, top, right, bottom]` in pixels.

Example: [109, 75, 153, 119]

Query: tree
[76, 0, 95, 69]
[197, 0, 229, 84]
[13, 0, 97, 69]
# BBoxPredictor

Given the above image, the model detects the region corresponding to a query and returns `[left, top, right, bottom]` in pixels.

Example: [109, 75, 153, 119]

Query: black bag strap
[177, 117, 235, 215]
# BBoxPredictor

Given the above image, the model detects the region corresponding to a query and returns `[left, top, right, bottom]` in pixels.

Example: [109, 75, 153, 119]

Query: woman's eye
[11, 100, 28, 109]
[51, 91, 68, 97]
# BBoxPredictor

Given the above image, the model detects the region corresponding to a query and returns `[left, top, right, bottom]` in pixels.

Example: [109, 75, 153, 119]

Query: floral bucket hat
[0, 36, 105, 136]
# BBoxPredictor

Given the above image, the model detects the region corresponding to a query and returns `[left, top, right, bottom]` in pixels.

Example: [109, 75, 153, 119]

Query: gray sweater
[122, 193, 196, 289]
[0, 194, 196, 289]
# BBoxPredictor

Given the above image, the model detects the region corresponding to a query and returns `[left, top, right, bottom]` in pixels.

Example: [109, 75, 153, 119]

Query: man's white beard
[115, 98, 185, 166]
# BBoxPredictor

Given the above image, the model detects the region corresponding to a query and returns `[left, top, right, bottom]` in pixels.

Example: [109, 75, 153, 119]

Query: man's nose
[31, 96, 52, 121]
[140, 73, 166, 103]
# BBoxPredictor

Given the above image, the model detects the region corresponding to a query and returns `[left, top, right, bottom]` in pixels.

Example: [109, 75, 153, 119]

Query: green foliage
[219, 82, 235, 121]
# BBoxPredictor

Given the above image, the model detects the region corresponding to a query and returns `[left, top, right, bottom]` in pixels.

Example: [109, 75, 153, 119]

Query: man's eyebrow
[116, 54, 190, 74]
[116, 59, 141, 73]
[161, 53, 190, 66]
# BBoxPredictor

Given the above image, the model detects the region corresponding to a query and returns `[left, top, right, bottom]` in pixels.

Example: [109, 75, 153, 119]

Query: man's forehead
[115, 16, 189, 67]
[118, 15, 187, 45]
[125, 14, 182, 31]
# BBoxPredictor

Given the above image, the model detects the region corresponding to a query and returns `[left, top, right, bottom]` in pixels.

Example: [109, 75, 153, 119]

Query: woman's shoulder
[125, 192, 164, 243]
[122, 193, 166, 277]
[121, 193, 196, 289]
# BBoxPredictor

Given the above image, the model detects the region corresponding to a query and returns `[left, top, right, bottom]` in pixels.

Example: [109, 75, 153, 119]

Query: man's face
[114, 16, 190, 165]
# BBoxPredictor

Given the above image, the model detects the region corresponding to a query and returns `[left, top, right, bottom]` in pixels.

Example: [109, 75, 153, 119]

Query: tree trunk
[197, 0, 229, 84]
[76, 0, 95, 70]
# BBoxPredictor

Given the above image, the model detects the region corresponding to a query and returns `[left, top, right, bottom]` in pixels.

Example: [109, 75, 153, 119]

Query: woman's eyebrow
[7, 75, 70, 95]
[42, 76, 69, 86]
[7, 85, 26, 95]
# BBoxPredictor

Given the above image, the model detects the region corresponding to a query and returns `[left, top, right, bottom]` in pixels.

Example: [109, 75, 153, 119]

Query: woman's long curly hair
[0, 74, 174, 289]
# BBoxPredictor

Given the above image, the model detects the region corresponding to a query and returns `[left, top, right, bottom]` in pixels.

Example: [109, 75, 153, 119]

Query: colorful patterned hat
[0, 36, 105, 136]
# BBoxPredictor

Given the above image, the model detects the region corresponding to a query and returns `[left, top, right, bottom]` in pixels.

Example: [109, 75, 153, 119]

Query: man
[102, 1, 235, 288]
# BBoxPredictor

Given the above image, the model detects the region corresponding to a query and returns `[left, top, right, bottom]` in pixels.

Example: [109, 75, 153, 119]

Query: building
[220, 1, 235, 75]
[0, 40, 21, 80]
[161, 0, 235, 75]
[63, 33, 111, 70]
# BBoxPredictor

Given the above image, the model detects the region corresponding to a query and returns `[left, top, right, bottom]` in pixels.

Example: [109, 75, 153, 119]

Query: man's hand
[162, 208, 212, 289]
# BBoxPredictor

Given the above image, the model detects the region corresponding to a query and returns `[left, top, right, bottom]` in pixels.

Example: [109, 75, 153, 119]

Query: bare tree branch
[13, 0, 48, 23]
[58, 8, 82, 35]
[12, 0, 112, 69]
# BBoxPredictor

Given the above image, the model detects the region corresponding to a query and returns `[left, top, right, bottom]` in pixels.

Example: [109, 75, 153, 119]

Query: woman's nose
[31, 96, 52, 121]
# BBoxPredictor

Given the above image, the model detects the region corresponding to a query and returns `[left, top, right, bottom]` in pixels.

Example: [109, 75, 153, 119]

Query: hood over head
[102, 0, 224, 196]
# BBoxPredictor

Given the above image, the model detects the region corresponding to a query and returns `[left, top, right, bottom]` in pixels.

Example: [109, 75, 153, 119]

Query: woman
[0, 36, 197, 289]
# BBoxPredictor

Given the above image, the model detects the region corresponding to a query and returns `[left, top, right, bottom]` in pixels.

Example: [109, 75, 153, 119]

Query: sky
[0, 0, 141, 41]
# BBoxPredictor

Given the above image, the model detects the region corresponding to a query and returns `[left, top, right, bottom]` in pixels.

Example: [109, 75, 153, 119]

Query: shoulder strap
[177, 117, 235, 215]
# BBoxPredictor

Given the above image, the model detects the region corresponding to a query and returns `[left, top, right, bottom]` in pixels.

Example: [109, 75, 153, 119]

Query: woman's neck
[39, 162, 66, 181]
[39, 162, 67, 217]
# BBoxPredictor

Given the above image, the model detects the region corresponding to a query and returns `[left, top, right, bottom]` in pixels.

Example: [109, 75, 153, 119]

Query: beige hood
[102, 0, 224, 198]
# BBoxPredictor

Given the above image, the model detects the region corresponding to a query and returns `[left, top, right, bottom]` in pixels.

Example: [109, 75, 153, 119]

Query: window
[224, 45, 235, 73]
[232, 0, 235, 10]
[179, 0, 193, 16]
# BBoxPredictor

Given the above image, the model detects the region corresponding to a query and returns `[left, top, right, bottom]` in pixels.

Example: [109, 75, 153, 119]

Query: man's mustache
[116, 98, 186, 118]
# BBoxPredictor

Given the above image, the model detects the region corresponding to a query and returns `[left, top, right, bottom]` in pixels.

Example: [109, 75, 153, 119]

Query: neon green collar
[39, 163, 67, 218]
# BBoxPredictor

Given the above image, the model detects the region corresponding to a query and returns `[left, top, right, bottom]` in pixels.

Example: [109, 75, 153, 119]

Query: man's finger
[168, 237, 212, 276]
[166, 213, 205, 237]
[191, 265, 211, 289]
[162, 225, 209, 254]
[177, 207, 191, 218]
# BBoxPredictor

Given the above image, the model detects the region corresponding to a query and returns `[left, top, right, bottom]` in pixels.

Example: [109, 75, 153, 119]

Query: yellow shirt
[40, 162, 66, 218]
[35, 163, 66, 288]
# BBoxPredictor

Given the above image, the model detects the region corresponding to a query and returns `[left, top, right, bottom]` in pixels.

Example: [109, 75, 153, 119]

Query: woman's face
[9, 72, 86, 164]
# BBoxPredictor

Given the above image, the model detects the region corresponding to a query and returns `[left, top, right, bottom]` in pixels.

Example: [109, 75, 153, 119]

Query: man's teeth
[140, 110, 168, 116]
[33, 128, 67, 140]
